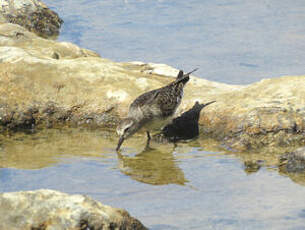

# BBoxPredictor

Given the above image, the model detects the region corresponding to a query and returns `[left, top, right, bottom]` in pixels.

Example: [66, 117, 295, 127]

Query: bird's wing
[128, 89, 160, 119]
[130, 68, 193, 109]
[155, 85, 183, 117]
[129, 89, 159, 109]
[129, 69, 197, 118]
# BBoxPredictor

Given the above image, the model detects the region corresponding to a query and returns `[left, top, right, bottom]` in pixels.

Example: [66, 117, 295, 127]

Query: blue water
[2, 152, 305, 230]
[45, 0, 305, 84]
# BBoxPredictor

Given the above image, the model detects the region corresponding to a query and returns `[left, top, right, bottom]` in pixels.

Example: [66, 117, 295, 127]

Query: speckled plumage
[116, 69, 197, 150]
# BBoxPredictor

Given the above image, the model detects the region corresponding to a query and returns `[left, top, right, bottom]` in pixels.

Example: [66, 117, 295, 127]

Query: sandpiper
[116, 68, 198, 151]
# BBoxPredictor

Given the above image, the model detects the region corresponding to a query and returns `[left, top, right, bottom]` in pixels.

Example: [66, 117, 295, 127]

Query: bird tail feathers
[175, 68, 198, 84]
[185, 68, 198, 76]
[176, 68, 198, 79]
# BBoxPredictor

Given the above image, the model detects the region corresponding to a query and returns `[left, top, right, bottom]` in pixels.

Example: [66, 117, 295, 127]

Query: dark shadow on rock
[116, 147, 187, 185]
[153, 101, 215, 143]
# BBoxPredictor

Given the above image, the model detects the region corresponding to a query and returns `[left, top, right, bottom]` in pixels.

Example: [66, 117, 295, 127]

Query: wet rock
[243, 160, 264, 174]
[0, 0, 63, 38]
[279, 147, 305, 173]
[0, 189, 147, 230]
[0, 22, 304, 151]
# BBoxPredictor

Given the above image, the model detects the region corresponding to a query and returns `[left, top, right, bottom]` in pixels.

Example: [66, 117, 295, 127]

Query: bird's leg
[144, 131, 151, 150]
[146, 131, 151, 140]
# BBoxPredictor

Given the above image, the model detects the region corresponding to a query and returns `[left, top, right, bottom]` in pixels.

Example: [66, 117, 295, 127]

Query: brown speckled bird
[116, 68, 198, 150]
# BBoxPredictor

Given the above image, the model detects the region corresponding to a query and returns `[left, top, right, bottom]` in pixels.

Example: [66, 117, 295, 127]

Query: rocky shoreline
[0, 1, 304, 152]
[1, 19, 304, 152]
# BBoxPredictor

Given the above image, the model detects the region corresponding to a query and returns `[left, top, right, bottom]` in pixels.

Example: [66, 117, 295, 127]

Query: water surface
[44, 0, 305, 84]
[1, 128, 305, 230]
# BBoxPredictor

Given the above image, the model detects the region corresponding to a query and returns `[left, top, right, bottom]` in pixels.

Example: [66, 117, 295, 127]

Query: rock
[243, 160, 264, 174]
[0, 189, 147, 230]
[279, 147, 305, 173]
[0, 22, 304, 151]
[0, 0, 63, 38]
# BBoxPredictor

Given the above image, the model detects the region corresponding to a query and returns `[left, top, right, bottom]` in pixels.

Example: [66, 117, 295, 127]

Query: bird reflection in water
[116, 147, 187, 185]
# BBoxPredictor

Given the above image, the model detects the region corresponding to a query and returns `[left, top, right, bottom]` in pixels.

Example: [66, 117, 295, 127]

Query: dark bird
[160, 100, 216, 142]
[116, 68, 198, 151]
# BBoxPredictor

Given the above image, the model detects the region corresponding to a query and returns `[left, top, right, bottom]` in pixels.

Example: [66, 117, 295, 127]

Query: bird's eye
[124, 127, 130, 132]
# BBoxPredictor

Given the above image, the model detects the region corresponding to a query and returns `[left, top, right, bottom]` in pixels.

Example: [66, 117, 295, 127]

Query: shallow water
[1, 128, 305, 229]
[44, 0, 305, 84]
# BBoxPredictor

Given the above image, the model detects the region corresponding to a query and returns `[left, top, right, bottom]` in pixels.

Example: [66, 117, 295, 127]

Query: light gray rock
[0, 189, 147, 230]
[0, 0, 63, 38]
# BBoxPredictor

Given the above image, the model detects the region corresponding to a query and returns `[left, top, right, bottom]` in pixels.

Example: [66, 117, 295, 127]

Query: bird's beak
[116, 136, 125, 151]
